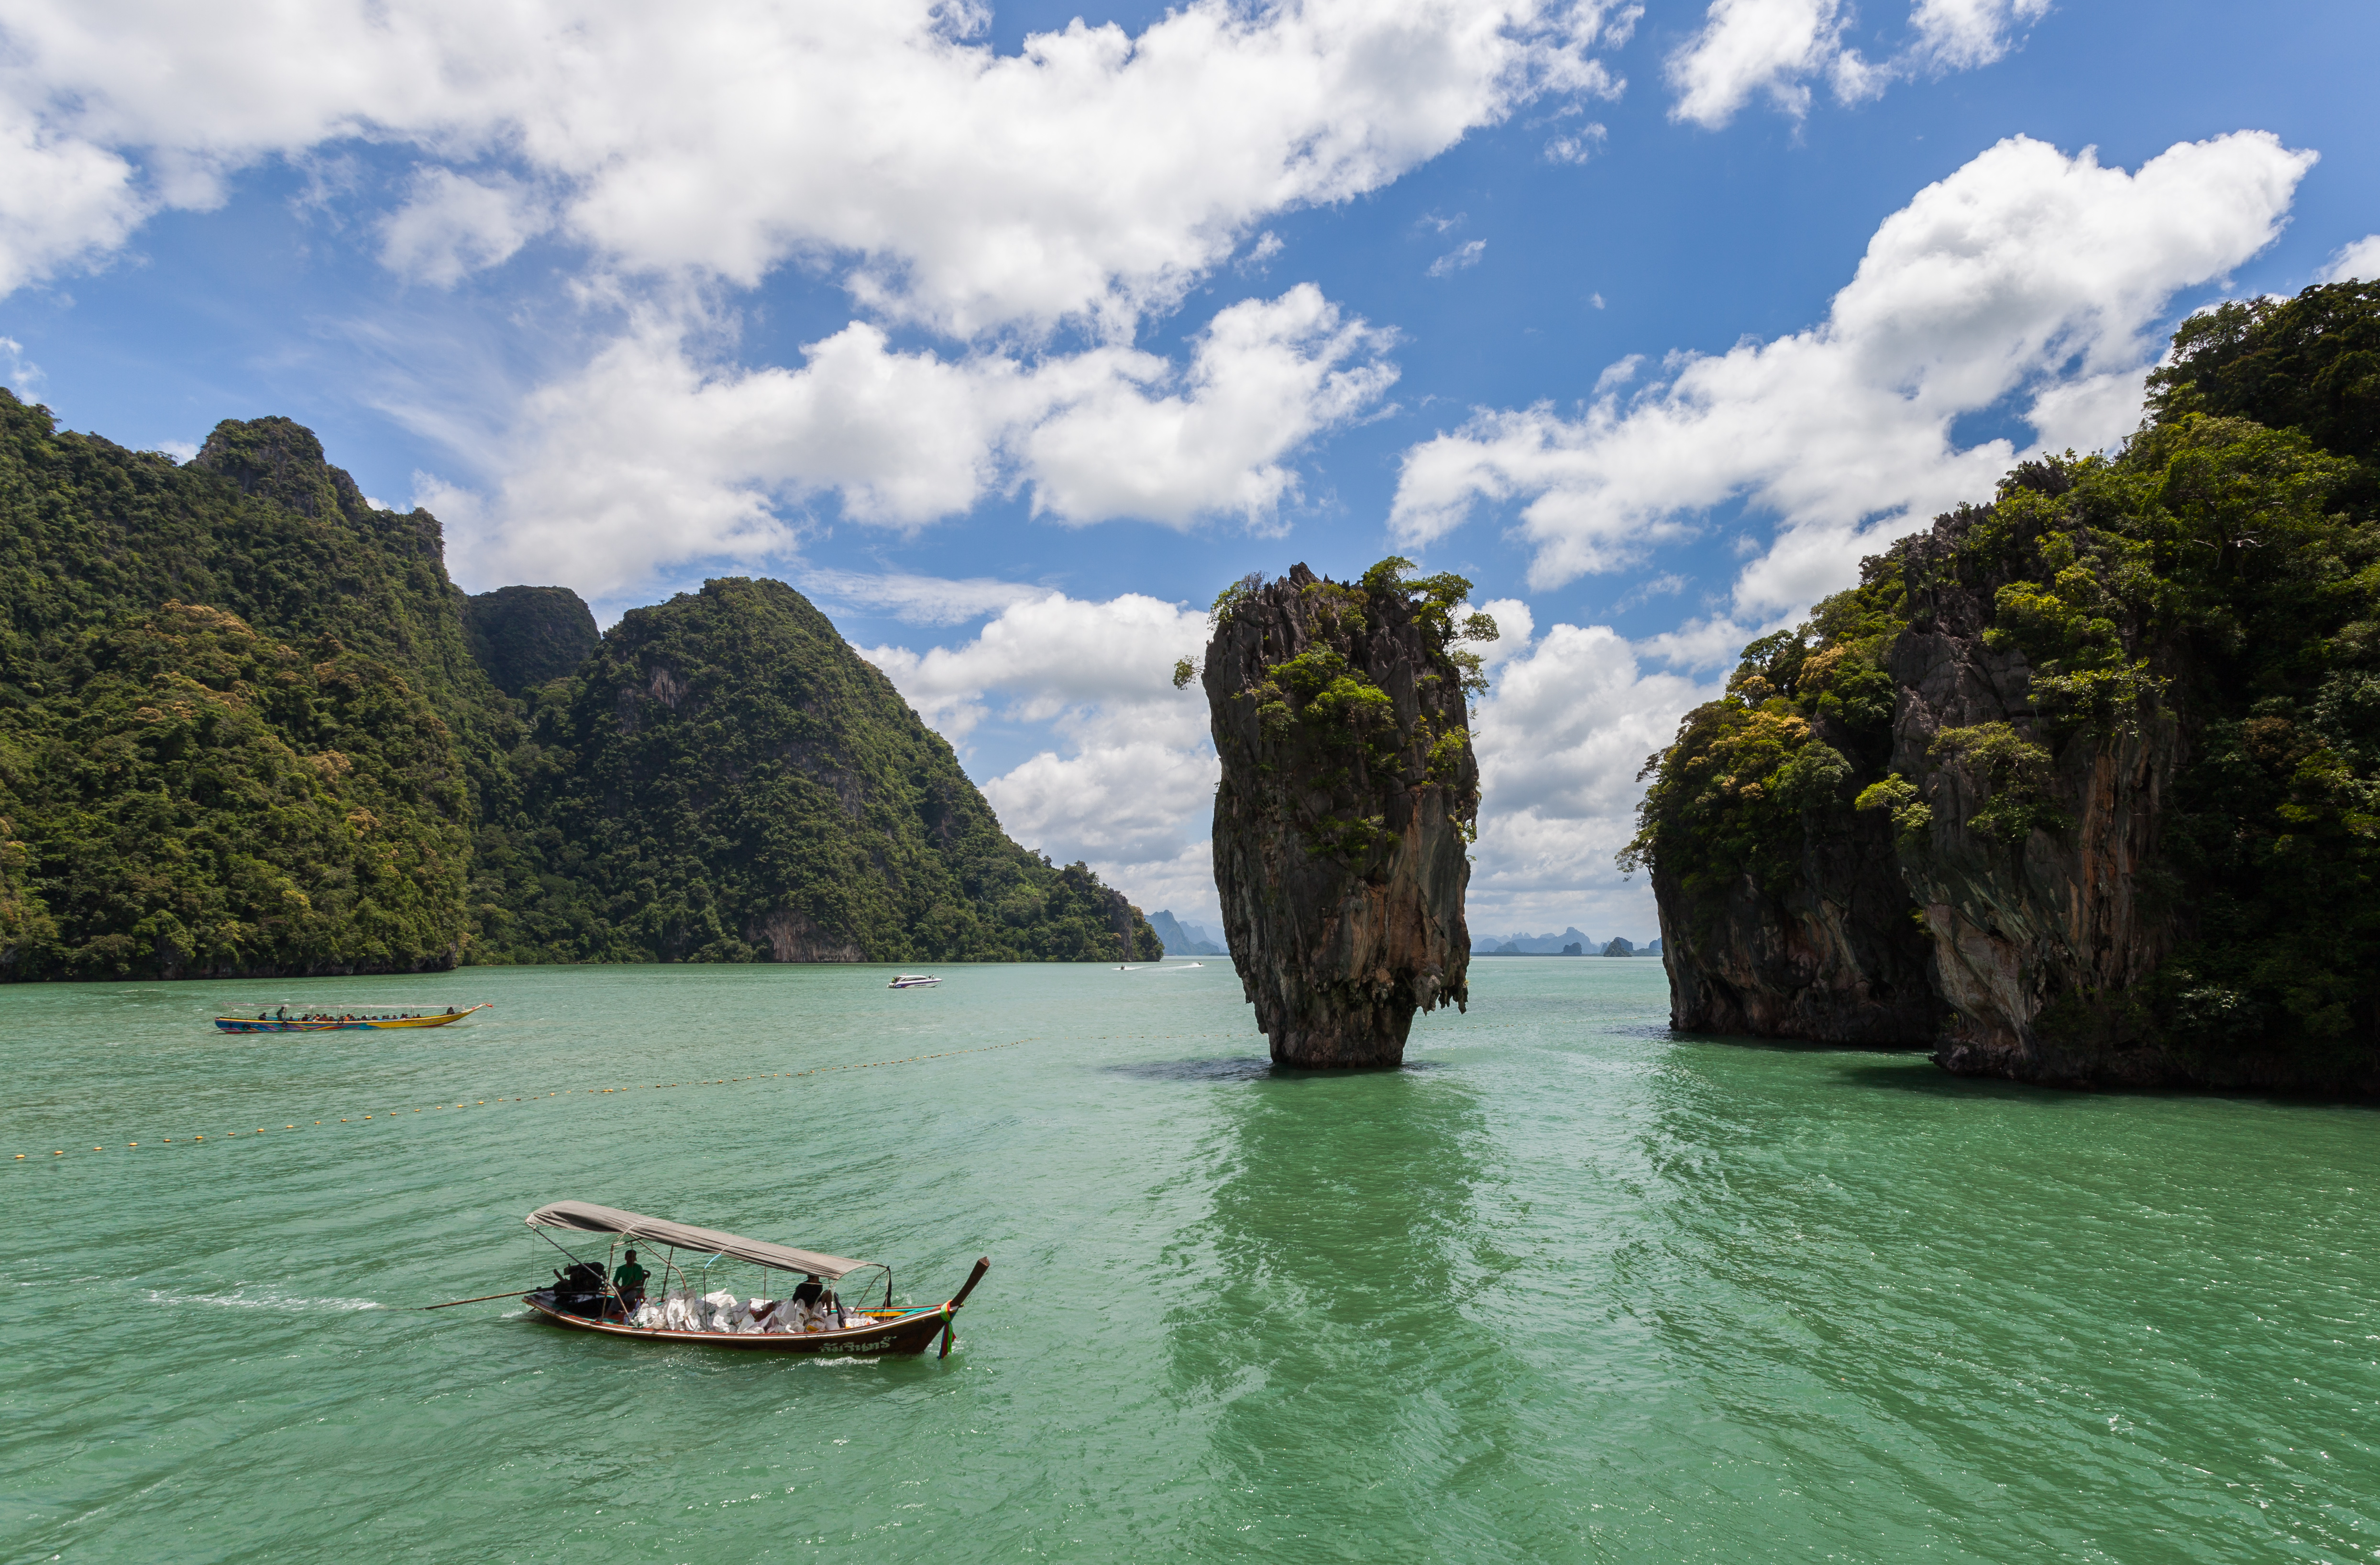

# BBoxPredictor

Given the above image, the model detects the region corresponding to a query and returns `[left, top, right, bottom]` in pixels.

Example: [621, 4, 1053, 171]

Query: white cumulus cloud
[433, 285, 1397, 596]
[1666, 0, 2047, 128]
[1021, 286, 1399, 527]
[0, 0, 1628, 333]
[1463, 610, 1719, 933]
[378, 168, 550, 287]
[2317, 234, 2380, 285]
[1389, 131, 2315, 621]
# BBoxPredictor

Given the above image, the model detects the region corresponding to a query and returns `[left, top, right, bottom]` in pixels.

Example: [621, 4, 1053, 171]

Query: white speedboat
[887, 973, 940, 989]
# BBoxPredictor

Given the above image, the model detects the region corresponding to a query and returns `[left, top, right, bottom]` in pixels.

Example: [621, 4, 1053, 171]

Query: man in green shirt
[613, 1249, 651, 1313]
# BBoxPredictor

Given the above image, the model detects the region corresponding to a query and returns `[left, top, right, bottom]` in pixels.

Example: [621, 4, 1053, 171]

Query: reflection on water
[1162, 1065, 1571, 1553]
[1102, 1056, 1451, 1083]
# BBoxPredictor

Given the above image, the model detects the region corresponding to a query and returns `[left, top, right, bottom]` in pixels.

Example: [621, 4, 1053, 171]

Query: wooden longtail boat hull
[214, 1004, 490, 1032]
[523, 1293, 955, 1354]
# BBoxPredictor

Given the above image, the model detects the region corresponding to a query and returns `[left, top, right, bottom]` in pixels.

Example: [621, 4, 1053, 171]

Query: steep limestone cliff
[1200, 560, 1488, 1066]
[1634, 286, 2380, 1094]
[1879, 512, 2191, 1083]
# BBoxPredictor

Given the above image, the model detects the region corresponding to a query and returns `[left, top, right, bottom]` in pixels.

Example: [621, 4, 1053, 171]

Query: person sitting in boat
[613, 1249, 650, 1310]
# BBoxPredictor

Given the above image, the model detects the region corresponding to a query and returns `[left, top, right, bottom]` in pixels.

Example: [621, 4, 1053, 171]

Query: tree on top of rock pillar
[1181, 558, 1495, 1066]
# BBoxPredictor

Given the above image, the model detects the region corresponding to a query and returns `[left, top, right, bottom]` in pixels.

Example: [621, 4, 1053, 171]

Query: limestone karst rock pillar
[1198, 560, 1488, 1066]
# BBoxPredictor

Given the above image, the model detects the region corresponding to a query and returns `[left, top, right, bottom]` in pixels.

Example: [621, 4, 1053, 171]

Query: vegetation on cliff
[0, 392, 1158, 976]
[1629, 280, 2380, 1087]
[463, 585, 600, 696]
[1188, 556, 1493, 860]
[490, 577, 1159, 965]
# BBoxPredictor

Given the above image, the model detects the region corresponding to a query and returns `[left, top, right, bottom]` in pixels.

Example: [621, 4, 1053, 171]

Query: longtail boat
[213, 1003, 491, 1032]
[514, 1200, 989, 1356]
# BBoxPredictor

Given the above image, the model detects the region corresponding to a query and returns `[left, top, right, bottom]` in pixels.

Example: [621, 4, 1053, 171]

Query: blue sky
[2, 0, 2373, 936]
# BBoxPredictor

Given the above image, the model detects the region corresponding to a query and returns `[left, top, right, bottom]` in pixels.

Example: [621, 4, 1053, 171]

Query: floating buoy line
[12, 1038, 1036, 1165]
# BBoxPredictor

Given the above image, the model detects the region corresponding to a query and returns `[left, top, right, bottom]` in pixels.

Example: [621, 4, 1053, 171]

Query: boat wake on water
[144, 1288, 386, 1313]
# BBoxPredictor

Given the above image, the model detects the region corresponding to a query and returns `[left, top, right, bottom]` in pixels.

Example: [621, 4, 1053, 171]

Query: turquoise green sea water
[4, 959, 2376, 1562]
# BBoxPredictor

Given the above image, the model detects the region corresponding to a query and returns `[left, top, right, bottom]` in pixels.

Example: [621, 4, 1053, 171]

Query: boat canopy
[525, 1200, 871, 1280]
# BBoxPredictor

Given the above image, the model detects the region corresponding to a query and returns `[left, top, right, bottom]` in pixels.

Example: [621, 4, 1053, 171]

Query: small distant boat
[510, 1200, 989, 1356]
[213, 1003, 491, 1033]
[887, 974, 940, 989]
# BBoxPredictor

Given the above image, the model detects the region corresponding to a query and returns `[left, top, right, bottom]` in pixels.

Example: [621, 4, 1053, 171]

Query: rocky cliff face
[1654, 801, 1941, 1045]
[1641, 373, 2380, 1094]
[1202, 562, 1484, 1066]
[1881, 519, 2191, 1084]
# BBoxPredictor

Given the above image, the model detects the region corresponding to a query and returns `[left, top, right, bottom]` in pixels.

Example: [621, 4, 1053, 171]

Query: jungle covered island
[1627, 280, 2380, 1095]
[1197, 559, 1491, 1066]
[498, 577, 1161, 964]
[0, 395, 1159, 978]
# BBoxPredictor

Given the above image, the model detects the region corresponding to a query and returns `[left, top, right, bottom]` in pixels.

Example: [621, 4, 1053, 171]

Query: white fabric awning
[525, 1200, 871, 1280]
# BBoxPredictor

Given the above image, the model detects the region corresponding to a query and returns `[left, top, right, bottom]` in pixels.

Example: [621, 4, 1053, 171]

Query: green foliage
[495, 578, 1159, 965]
[0, 602, 469, 975]
[1218, 558, 1486, 866]
[464, 586, 600, 696]
[1623, 562, 1907, 889]
[2149, 279, 2380, 508]
[1928, 722, 2065, 843]
[1853, 774, 1932, 844]
[0, 393, 1161, 975]
[1619, 701, 1851, 890]
[1210, 572, 1264, 627]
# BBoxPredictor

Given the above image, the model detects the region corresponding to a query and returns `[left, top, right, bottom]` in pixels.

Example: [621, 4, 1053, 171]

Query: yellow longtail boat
[212, 1003, 490, 1032]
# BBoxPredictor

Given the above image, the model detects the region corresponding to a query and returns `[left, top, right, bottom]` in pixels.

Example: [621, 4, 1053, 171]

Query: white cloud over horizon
[859, 590, 1221, 919]
[1389, 131, 2315, 622]
[1464, 611, 1717, 935]
[853, 577, 1695, 938]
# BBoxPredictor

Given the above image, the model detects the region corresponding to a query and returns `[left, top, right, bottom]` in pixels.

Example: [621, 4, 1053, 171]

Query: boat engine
[550, 1261, 613, 1317]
